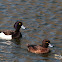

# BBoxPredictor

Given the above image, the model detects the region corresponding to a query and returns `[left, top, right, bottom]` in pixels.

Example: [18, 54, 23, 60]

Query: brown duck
[27, 39, 53, 54]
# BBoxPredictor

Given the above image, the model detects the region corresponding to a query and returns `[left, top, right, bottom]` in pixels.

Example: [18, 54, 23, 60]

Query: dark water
[0, 0, 62, 62]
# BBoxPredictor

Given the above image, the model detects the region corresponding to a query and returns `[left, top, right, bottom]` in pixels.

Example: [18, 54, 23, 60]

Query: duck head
[42, 39, 53, 48]
[14, 21, 26, 31]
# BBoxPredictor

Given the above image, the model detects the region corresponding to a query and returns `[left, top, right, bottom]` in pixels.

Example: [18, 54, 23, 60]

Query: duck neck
[42, 43, 48, 48]
[15, 29, 20, 32]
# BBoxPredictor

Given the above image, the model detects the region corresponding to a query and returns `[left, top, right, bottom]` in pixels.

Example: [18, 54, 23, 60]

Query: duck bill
[21, 25, 26, 29]
[48, 43, 53, 47]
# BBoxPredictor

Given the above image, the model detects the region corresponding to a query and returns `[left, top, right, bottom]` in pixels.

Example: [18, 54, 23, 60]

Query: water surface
[0, 0, 62, 62]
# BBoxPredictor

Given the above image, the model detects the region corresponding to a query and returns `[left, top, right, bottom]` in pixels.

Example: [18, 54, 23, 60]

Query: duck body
[27, 45, 50, 54]
[0, 21, 25, 40]
[27, 39, 53, 54]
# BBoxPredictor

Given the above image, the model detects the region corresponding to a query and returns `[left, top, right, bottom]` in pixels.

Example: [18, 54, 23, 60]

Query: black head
[14, 21, 25, 31]
[42, 39, 53, 48]
[14, 21, 22, 29]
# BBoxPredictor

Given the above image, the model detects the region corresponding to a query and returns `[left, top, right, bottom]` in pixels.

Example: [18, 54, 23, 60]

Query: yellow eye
[46, 42, 48, 43]
[19, 23, 21, 25]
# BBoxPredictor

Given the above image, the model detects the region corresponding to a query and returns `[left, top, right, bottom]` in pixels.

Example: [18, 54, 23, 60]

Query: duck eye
[46, 42, 48, 43]
[19, 23, 21, 25]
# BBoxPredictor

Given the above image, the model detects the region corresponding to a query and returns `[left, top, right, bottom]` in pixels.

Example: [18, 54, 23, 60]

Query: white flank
[0, 32, 12, 40]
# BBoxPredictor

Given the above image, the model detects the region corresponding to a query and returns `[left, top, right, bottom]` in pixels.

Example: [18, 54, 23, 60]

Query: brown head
[42, 39, 53, 48]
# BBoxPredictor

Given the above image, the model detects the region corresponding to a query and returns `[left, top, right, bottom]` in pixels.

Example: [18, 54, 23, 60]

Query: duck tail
[26, 44, 30, 47]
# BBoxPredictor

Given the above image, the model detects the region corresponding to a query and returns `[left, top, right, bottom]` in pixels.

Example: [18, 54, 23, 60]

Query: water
[0, 0, 62, 62]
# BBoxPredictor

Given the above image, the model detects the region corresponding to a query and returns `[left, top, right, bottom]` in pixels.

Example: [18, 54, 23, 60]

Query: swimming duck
[27, 39, 53, 54]
[0, 21, 26, 40]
